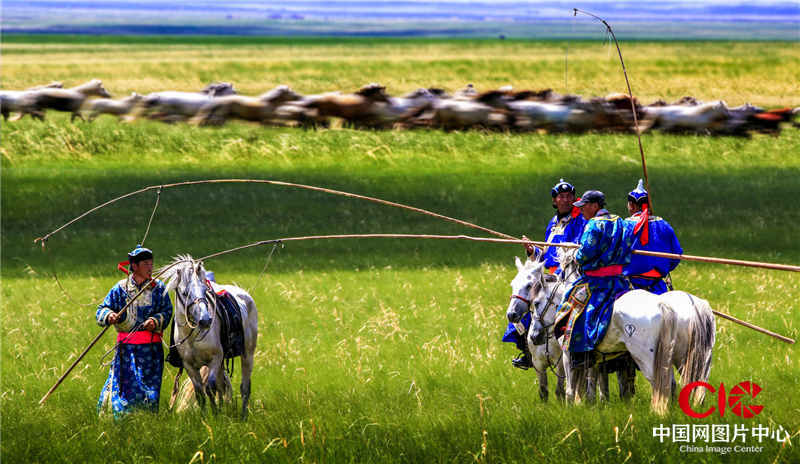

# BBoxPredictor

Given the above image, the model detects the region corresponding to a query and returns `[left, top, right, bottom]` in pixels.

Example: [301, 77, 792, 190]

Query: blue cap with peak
[573, 190, 605, 207]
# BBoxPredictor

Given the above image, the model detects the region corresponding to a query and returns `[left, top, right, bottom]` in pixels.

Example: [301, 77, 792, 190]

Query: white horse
[132, 83, 237, 123]
[189, 85, 302, 126]
[507, 256, 628, 404]
[640, 100, 730, 133]
[12, 79, 112, 121]
[161, 255, 258, 419]
[430, 90, 509, 130]
[368, 88, 439, 128]
[0, 81, 63, 121]
[553, 248, 716, 413]
[506, 257, 566, 401]
[83, 92, 143, 121]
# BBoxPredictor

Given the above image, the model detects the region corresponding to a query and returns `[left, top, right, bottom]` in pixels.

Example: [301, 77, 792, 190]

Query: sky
[3, 1, 798, 39]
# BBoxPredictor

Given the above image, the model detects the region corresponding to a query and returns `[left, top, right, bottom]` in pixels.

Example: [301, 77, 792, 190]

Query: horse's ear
[515, 256, 524, 272]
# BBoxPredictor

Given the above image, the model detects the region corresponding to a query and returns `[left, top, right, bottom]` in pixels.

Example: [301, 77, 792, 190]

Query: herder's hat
[627, 179, 649, 204]
[573, 190, 605, 207]
[551, 178, 576, 198]
[127, 245, 153, 264]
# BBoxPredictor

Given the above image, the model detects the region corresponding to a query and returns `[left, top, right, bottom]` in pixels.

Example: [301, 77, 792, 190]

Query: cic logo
[679, 381, 764, 419]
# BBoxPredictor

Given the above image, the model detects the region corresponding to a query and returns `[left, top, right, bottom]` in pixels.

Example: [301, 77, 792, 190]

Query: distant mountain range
[4, 1, 798, 39]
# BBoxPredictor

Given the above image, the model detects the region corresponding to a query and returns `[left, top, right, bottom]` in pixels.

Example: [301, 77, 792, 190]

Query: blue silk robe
[624, 213, 682, 294]
[96, 275, 172, 418]
[554, 210, 635, 352]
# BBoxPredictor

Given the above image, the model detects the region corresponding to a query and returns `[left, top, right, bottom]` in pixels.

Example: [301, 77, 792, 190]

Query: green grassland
[2, 37, 799, 463]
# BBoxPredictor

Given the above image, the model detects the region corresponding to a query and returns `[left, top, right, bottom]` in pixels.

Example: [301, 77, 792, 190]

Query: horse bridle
[511, 268, 564, 377]
[174, 265, 215, 338]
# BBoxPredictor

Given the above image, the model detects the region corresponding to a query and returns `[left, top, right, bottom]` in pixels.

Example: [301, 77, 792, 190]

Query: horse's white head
[163, 255, 212, 330]
[506, 256, 544, 324]
[80, 79, 112, 98]
[508, 255, 565, 346]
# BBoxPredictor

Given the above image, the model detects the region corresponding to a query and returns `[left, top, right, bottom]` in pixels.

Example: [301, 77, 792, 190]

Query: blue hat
[551, 178, 576, 198]
[573, 190, 605, 207]
[627, 179, 649, 204]
[127, 245, 153, 263]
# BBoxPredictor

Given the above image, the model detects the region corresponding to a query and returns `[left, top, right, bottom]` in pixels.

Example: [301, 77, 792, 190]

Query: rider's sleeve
[666, 222, 683, 273]
[575, 221, 602, 267]
[96, 284, 126, 327]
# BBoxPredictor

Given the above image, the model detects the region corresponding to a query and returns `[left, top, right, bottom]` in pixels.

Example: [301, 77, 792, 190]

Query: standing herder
[503, 179, 587, 370]
[97, 246, 172, 418]
[553, 191, 636, 368]
[624, 179, 682, 294]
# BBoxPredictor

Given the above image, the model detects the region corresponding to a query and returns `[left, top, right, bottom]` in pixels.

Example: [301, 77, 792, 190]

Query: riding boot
[511, 350, 533, 370]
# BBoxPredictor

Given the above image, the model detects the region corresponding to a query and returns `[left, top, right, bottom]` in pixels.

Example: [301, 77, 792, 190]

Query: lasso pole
[34, 179, 800, 273]
[38, 325, 111, 406]
[34, 179, 517, 247]
[573, 8, 652, 212]
[197, 233, 796, 344]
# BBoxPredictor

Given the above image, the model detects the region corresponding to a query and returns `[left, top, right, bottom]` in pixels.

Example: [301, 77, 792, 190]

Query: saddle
[166, 289, 245, 369]
[214, 289, 245, 360]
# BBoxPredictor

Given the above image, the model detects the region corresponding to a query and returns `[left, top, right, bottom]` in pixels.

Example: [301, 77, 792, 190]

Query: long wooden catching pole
[573, 8, 653, 212]
[34, 179, 517, 246]
[202, 234, 796, 345]
[712, 311, 794, 344]
[535, 241, 800, 273]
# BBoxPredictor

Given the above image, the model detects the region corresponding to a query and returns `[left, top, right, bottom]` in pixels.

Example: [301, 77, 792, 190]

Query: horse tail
[681, 296, 716, 405]
[652, 301, 676, 415]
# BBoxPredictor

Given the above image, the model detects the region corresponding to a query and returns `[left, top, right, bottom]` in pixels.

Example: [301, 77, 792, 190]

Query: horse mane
[259, 84, 293, 102]
[555, 247, 580, 282]
[510, 89, 553, 101]
[426, 88, 449, 98]
[401, 88, 431, 99]
[474, 90, 506, 103]
[696, 100, 729, 115]
[672, 95, 701, 106]
[356, 83, 386, 96]
[158, 254, 202, 292]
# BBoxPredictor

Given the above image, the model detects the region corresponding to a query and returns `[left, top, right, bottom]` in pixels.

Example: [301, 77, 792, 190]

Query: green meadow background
[2, 37, 799, 463]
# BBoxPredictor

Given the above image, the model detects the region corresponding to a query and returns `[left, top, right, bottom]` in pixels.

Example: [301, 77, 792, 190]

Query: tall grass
[2, 38, 799, 463]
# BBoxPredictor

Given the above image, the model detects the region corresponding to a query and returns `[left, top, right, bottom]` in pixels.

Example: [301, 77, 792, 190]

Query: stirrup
[511, 352, 533, 370]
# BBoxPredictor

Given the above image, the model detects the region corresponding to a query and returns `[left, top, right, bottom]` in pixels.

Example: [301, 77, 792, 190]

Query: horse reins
[512, 267, 564, 378]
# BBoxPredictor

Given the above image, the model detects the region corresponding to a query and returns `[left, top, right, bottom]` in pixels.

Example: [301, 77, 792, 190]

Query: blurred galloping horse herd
[2, 80, 798, 136]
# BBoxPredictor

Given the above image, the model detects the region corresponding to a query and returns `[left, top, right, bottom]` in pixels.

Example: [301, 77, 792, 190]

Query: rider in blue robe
[96, 246, 172, 418]
[623, 180, 682, 295]
[503, 179, 586, 369]
[553, 191, 635, 368]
